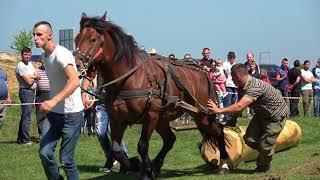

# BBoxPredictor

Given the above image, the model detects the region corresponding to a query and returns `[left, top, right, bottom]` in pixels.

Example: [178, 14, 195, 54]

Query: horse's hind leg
[138, 119, 158, 180]
[152, 120, 176, 177]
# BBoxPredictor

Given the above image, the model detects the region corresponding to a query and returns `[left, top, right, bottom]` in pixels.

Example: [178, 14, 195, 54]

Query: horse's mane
[80, 16, 138, 66]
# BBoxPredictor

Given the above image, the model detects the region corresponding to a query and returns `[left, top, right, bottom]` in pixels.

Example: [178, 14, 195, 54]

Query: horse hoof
[152, 159, 163, 177]
[141, 173, 156, 180]
[129, 156, 141, 172]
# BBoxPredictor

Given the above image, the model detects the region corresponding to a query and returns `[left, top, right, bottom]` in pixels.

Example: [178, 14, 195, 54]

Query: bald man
[33, 21, 84, 180]
[244, 52, 260, 73]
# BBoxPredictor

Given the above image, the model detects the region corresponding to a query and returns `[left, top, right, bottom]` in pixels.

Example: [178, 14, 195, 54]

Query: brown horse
[74, 12, 230, 179]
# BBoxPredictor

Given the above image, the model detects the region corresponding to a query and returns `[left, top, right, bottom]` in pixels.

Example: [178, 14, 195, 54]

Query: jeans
[36, 90, 50, 137]
[223, 87, 238, 121]
[95, 101, 128, 168]
[289, 89, 300, 117]
[83, 108, 95, 135]
[314, 89, 320, 117]
[39, 111, 83, 180]
[301, 89, 313, 116]
[17, 88, 35, 143]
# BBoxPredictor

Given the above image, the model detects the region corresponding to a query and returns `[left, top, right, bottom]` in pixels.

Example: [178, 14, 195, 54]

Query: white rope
[1, 102, 42, 106]
[1, 99, 98, 106]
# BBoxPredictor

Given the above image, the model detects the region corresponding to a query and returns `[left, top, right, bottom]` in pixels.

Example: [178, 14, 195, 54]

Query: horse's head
[73, 12, 108, 76]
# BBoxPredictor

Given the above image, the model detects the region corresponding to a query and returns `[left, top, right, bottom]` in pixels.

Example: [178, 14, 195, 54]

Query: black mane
[80, 17, 138, 66]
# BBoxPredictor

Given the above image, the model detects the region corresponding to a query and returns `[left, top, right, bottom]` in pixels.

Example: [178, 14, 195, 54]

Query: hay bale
[201, 119, 301, 168]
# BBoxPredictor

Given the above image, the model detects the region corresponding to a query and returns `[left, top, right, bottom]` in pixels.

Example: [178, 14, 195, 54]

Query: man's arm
[81, 77, 94, 109]
[21, 72, 40, 86]
[40, 64, 79, 112]
[207, 96, 254, 114]
[275, 70, 286, 82]
[292, 76, 301, 88]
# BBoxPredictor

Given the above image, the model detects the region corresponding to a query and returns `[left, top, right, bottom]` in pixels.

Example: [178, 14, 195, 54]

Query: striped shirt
[36, 67, 50, 91]
[238, 76, 289, 119]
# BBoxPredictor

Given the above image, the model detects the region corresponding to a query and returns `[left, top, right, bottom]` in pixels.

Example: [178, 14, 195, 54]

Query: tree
[11, 30, 34, 53]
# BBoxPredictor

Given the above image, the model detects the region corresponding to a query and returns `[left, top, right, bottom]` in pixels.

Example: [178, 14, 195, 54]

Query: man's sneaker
[113, 160, 118, 166]
[254, 165, 271, 173]
[24, 142, 33, 145]
[18, 141, 32, 145]
[99, 167, 111, 173]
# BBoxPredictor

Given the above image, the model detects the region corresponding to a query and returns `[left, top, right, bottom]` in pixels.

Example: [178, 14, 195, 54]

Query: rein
[98, 61, 146, 90]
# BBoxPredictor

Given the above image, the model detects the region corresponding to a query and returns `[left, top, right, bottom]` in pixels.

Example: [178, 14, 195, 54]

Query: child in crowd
[248, 60, 262, 79]
[81, 72, 97, 136]
[209, 59, 227, 97]
[260, 69, 271, 83]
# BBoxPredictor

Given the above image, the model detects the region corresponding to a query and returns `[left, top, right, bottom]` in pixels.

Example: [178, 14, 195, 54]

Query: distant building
[59, 29, 74, 51]
[31, 55, 41, 62]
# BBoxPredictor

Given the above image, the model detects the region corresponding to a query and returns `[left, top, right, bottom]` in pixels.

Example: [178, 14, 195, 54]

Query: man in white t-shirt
[15, 47, 40, 145]
[301, 60, 315, 117]
[222, 51, 237, 125]
[33, 21, 84, 180]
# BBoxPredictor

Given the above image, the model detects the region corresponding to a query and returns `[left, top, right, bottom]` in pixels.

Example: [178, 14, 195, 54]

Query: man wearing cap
[222, 51, 237, 124]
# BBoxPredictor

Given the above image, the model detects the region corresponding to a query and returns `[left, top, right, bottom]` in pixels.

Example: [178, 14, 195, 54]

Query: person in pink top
[209, 59, 227, 97]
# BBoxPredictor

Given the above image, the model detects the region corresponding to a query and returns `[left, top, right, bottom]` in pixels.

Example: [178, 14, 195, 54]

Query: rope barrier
[1, 99, 98, 106]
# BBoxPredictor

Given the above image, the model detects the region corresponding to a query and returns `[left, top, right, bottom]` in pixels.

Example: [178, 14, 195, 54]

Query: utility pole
[259, 51, 271, 64]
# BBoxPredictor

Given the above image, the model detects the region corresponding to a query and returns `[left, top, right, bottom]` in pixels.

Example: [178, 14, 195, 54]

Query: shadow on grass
[79, 163, 255, 179]
[159, 164, 253, 178]
[0, 136, 40, 144]
[78, 164, 139, 180]
[0, 140, 17, 144]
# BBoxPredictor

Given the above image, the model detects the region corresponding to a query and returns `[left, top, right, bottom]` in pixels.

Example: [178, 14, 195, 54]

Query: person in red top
[260, 69, 271, 84]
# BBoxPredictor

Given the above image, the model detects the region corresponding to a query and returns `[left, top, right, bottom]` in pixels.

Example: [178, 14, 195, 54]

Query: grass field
[1, 96, 320, 180]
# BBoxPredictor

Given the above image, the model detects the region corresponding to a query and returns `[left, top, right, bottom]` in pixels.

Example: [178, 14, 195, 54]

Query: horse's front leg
[138, 118, 158, 180]
[196, 115, 230, 175]
[110, 118, 132, 173]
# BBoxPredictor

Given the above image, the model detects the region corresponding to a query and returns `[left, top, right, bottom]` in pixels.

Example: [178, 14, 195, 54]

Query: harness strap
[98, 61, 147, 91]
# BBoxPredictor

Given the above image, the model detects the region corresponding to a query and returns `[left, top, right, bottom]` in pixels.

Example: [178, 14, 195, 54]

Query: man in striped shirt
[36, 58, 50, 137]
[208, 63, 289, 173]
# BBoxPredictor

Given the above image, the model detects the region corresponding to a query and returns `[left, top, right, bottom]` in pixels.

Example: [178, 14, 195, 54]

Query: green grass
[1, 97, 320, 179]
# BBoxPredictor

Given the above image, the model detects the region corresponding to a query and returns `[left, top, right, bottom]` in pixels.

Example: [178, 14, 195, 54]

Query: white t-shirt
[15, 61, 37, 89]
[301, 69, 314, 90]
[223, 60, 236, 88]
[45, 45, 84, 114]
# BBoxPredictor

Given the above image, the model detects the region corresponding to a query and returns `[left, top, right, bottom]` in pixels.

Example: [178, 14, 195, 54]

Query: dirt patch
[281, 153, 320, 177]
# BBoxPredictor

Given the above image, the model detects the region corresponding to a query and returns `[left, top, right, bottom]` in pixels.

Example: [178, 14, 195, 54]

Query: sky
[0, 0, 319, 65]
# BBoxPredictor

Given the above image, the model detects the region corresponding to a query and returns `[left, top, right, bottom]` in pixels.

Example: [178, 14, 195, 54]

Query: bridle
[74, 47, 103, 76]
[73, 32, 105, 77]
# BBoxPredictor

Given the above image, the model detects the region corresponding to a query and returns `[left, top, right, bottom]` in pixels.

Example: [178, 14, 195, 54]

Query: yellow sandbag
[201, 119, 302, 168]
[201, 127, 245, 168]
